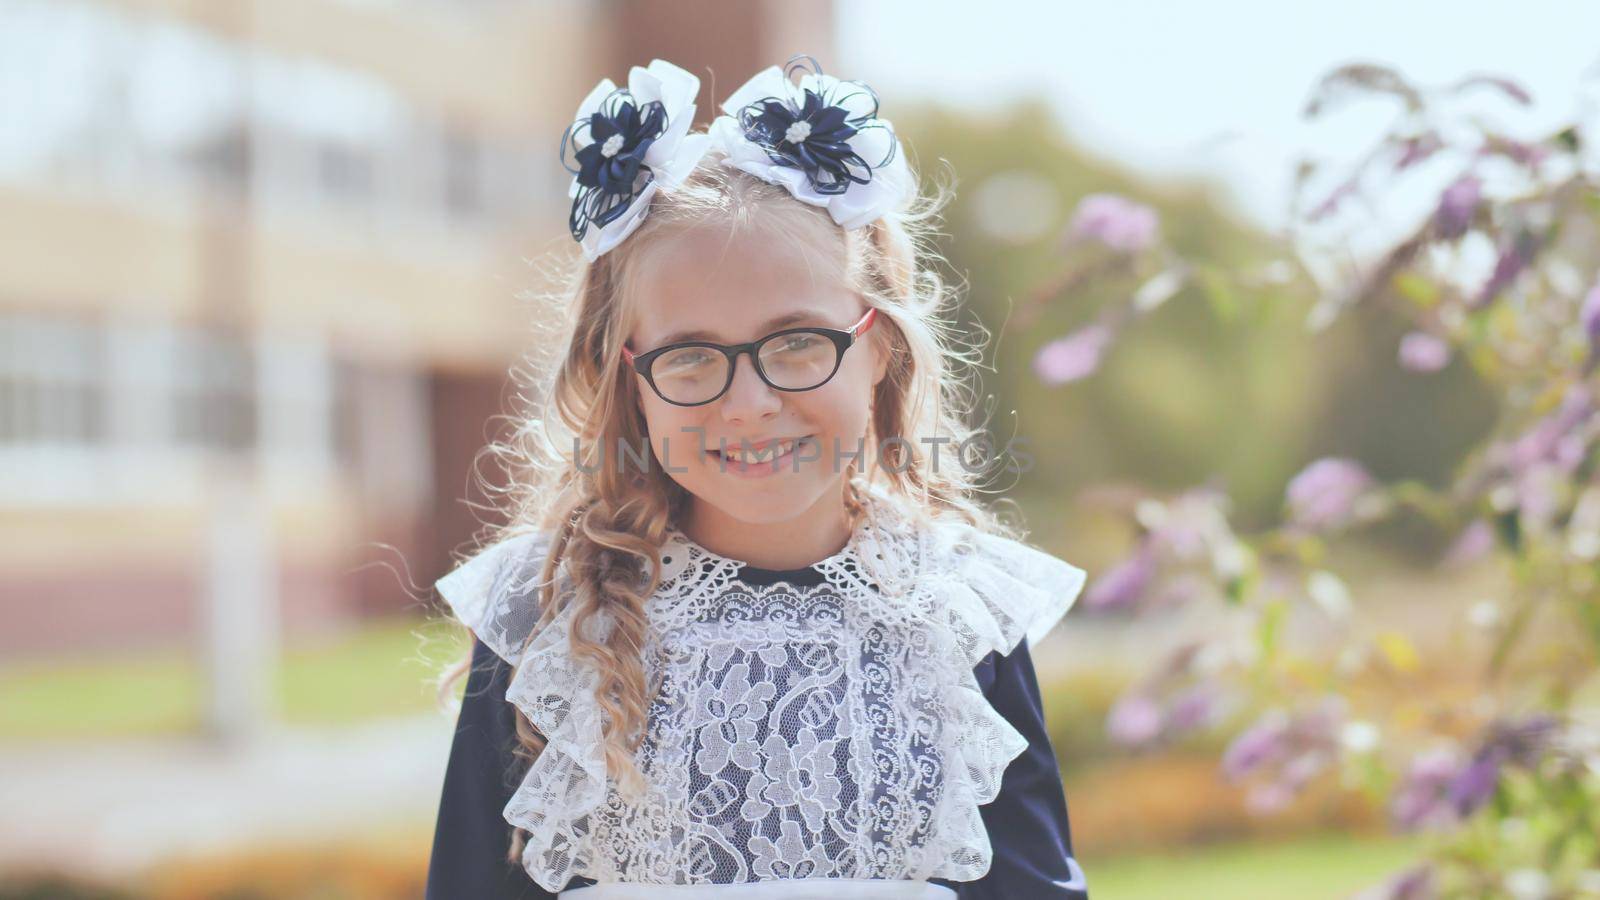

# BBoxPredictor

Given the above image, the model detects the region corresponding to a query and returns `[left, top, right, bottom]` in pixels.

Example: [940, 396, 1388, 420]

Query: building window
[0, 314, 107, 448]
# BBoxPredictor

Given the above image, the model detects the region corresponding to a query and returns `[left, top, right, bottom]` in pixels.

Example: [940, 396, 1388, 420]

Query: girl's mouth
[709, 436, 811, 477]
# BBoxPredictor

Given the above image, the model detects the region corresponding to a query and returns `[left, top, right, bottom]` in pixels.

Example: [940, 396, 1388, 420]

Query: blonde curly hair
[437, 143, 1023, 867]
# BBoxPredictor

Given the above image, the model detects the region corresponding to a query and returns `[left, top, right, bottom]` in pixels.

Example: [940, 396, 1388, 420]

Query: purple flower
[1387, 866, 1436, 900]
[1433, 174, 1480, 240]
[1032, 322, 1115, 386]
[1507, 384, 1594, 473]
[1437, 716, 1561, 821]
[1390, 715, 1561, 832]
[1222, 697, 1346, 811]
[1083, 541, 1155, 611]
[1107, 692, 1164, 746]
[1164, 682, 1220, 734]
[1472, 230, 1540, 308]
[1286, 457, 1375, 531]
[1065, 193, 1159, 254]
[1398, 331, 1451, 372]
[1479, 713, 1560, 768]
[1222, 710, 1291, 780]
[1582, 278, 1600, 351]
[1390, 747, 1464, 831]
[1445, 749, 1502, 818]
[1354, 865, 1436, 900]
[1441, 518, 1494, 567]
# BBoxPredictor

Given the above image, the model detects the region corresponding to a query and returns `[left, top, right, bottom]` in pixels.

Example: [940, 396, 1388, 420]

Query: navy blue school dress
[425, 482, 1090, 898]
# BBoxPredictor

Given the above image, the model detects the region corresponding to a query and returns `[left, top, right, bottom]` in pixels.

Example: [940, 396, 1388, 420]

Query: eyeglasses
[623, 307, 879, 407]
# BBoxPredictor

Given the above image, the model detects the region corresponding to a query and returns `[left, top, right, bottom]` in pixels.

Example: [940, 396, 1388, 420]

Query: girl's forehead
[627, 225, 856, 346]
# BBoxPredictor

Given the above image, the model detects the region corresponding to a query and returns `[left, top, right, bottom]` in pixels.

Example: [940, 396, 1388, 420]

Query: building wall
[0, 0, 835, 659]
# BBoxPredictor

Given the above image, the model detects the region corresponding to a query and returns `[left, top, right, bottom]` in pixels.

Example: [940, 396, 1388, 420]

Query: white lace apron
[435, 481, 1087, 895]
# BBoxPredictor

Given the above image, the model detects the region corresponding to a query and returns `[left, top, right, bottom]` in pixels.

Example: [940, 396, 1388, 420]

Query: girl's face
[625, 223, 887, 532]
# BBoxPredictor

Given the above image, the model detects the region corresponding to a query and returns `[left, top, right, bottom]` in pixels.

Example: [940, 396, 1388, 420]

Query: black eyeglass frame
[622, 307, 879, 407]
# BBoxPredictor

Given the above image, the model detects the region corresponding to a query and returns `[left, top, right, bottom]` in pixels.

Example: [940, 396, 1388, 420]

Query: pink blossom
[1441, 518, 1494, 567]
[1032, 322, 1115, 386]
[1107, 692, 1163, 747]
[1164, 683, 1220, 735]
[1285, 457, 1375, 531]
[1065, 193, 1160, 254]
[1083, 541, 1154, 611]
[1222, 710, 1291, 780]
[1398, 331, 1451, 372]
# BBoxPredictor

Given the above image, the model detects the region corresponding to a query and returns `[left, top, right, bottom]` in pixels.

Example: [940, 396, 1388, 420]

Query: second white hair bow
[708, 54, 913, 230]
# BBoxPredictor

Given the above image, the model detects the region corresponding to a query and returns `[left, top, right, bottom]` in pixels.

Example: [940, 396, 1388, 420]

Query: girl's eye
[781, 334, 820, 352]
[655, 348, 717, 375]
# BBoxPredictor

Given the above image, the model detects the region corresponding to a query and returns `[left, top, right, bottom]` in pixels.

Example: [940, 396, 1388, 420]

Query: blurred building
[0, 0, 834, 658]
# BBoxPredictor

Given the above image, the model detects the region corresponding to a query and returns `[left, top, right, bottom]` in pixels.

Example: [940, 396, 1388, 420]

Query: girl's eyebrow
[658, 310, 830, 346]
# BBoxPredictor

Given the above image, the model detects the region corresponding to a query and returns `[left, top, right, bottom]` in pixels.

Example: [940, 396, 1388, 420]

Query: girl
[425, 56, 1091, 899]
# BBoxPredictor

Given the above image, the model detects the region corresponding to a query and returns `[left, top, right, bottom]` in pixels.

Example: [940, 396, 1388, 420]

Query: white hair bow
[708, 54, 912, 230]
[560, 59, 710, 261]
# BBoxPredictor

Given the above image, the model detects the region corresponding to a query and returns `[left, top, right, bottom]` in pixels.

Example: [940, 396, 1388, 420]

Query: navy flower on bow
[562, 92, 667, 242]
[557, 60, 710, 260]
[732, 55, 896, 196]
[709, 55, 910, 230]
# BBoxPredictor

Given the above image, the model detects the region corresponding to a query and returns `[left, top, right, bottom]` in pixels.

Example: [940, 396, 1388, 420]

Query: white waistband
[560, 879, 958, 899]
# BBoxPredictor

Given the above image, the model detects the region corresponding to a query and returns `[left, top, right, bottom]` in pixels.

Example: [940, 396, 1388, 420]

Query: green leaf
[1392, 271, 1441, 309]
[1577, 593, 1600, 656]
[1196, 265, 1241, 322]
[1259, 598, 1288, 662]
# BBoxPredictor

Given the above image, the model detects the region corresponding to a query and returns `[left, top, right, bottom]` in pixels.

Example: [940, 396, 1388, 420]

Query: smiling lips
[710, 432, 812, 474]
[711, 435, 812, 467]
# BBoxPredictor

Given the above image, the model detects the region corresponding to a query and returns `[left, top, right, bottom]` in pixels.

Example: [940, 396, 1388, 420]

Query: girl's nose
[719, 352, 781, 421]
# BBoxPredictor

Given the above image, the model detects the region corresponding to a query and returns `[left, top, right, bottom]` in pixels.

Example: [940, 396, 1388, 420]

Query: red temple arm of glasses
[622, 306, 879, 366]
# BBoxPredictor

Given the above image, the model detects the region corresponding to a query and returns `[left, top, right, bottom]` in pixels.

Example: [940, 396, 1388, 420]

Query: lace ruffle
[435, 530, 611, 892]
[502, 601, 610, 891]
[929, 519, 1089, 667]
[432, 482, 1088, 891]
[433, 529, 555, 664]
[913, 514, 1087, 880]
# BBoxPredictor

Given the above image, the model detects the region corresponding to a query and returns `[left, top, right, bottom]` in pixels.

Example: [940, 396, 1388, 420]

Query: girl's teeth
[723, 439, 796, 462]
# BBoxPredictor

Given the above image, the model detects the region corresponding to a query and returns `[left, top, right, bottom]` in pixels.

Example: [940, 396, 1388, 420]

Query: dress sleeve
[425, 636, 560, 900]
[956, 641, 1090, 899]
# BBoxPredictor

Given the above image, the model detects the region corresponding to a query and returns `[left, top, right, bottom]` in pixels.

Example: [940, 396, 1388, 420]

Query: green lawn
[1087, 831, 1426, 899]
[0, 614, 470, 739]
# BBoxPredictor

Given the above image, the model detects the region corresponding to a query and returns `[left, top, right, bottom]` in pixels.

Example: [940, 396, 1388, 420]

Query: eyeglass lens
[650, 331, 839, 405]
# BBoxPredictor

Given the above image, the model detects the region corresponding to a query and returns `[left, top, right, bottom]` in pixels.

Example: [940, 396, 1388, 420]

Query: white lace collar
[651, 479, 926, 611]
[435, 479, 1088, 893]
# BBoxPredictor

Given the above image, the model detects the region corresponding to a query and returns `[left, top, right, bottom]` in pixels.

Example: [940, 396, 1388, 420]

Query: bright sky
[837, 0, 1600, 237]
